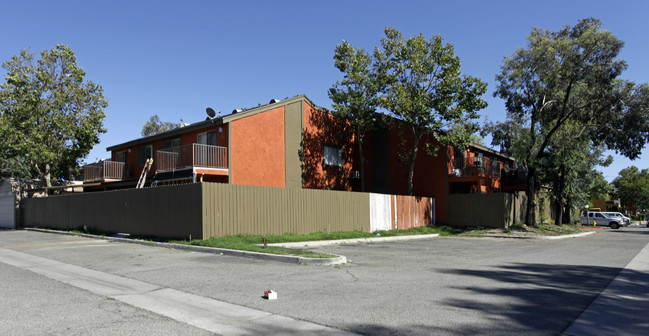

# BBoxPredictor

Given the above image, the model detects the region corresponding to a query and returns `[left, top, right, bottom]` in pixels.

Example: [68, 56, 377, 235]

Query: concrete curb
[472, 231, 596, 240]
[22, 228, 347, 266]
[266, 233, 440, 248]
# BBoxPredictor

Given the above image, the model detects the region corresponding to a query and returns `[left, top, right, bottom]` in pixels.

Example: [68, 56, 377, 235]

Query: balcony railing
[450, 163, 501, 178]
[156, 144, 228, 173]
[83, 160, 125, 182]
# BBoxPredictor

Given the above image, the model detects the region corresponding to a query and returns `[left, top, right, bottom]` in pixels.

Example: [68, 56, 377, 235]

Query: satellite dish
[206, 107, 216, 118]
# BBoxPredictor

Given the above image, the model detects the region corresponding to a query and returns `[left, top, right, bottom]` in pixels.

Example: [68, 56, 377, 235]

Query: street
[1, 227, 648, 335]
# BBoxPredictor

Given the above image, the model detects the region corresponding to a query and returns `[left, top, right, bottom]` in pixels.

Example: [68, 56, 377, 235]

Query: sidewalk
[562, 240, 649, 335]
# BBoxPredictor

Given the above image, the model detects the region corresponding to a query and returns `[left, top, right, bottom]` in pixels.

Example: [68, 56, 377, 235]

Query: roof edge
[106, 94, 316, 151]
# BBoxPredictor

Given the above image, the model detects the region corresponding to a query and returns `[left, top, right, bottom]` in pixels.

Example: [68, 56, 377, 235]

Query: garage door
[0, 190, 15, 229]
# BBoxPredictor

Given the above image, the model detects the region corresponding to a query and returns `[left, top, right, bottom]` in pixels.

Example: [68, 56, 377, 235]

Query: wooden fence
[369, 194, 434, 231]
[447, 192, 552, 228]
[21, 183, 433, 240]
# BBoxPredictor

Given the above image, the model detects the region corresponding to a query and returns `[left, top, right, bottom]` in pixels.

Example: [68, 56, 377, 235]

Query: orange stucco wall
[384, 127, 448, 221]
[302, 102, 356, 191]
[230, 107, 286, 187]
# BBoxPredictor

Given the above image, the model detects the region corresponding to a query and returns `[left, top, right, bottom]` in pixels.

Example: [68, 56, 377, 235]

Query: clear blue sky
[2, 0, 648, 182]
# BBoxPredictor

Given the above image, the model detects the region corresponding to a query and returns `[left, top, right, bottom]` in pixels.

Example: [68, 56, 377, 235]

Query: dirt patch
[460, 223, 583, 237]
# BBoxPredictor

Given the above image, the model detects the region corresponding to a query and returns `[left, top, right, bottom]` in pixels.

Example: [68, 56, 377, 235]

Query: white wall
[369, 193, 392, 232]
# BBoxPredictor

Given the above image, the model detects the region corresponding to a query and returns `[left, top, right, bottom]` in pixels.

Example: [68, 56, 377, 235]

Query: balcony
[449, 163, 500, 178]
[156, 144, 228, 173]
[83, 160, 125, 182]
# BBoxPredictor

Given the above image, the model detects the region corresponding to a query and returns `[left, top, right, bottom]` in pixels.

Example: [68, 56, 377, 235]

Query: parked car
[579, 212, 625, 229]
[602, 212, 631, 225]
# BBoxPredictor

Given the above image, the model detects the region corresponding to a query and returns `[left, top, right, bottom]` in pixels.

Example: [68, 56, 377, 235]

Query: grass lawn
[63, 222, 584, 258]
[172, 225, 460, 258]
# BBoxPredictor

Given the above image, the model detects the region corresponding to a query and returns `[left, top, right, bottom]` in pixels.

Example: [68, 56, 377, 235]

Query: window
[197, 131, 217, 146]
[162, 137, 181, 149]
[324, 145, 343, 167]
[138, 144, 153, 166]
[115, 150, 127, 163]
[474, 152, 484, 168]
[454, 148, 465, 169]
[490, 157, 500, 177]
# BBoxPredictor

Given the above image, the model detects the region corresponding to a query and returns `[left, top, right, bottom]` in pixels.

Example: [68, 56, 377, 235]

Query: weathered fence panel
[448, 193, 515, 228]
[201, 183, 371, 237]
[22, 184, 203, 239]
[447, 192, 553, 228]
[22, 183, 436, 239]
[368, 194, 435, 231]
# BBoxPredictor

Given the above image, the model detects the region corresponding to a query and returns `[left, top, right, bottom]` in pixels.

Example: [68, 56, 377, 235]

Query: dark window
[475, 152, 484, 169]
[454, 148, 465, 169]
[162, 137, 181, 149]
[324, 145, 343, 167]
[197, 131, 217, 146]
[491, 157, 500, 177]
[115, 151, 127, 163]
[138, 144, 153, 166]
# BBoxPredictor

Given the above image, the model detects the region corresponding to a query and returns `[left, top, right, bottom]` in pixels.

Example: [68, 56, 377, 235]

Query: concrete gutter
[22, 228, 347, 266]
[266, 233, 440, 248]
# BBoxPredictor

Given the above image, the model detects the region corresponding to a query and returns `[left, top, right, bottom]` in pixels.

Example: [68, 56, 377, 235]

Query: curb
[472, 231, 596, 240]
[266, 233, 440, 248]
[21, 228, 347, 266]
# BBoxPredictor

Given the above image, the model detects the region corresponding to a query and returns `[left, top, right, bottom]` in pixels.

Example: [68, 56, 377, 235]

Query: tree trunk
[44, 163, 52, 188]
[407, 133, 423, 196]
[554, 166, 566, 226]
[563, 200, 572, 224]
[525, 167, 538, 227]
[554, 200, 564, 226]
[358, 134, 366, 192]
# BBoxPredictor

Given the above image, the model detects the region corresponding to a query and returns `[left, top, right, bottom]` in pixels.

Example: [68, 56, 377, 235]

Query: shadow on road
[341, 263, 648, 336]
[606, 229, 649, 235]
[427, 263, 646, 336]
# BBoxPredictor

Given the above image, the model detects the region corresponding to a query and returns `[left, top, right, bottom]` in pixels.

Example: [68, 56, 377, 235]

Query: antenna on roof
[206, 107, 221, 123]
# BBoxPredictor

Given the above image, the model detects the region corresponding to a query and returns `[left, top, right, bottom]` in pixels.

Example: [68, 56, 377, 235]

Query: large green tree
[141, 115, 182, 136]
[490, 18, 649, 226]
[613, 166, 649, 213]
[0, 45, 107, 186]
[328, 41, 383, 191]
[376, 27, 488, 195]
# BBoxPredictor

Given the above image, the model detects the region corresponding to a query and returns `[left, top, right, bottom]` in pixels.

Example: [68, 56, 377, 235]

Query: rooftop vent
[269, 98, 281, 104]
[232, 108, 242, 114]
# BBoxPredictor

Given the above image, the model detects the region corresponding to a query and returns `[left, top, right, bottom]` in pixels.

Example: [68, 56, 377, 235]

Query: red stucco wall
[230, 107, 286, 187]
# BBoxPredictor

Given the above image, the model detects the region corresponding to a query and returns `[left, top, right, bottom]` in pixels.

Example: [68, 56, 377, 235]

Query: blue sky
[2, 0, 648, 182]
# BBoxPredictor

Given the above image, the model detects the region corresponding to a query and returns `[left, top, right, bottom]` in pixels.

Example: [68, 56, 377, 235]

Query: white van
[602, 212, 631, 225]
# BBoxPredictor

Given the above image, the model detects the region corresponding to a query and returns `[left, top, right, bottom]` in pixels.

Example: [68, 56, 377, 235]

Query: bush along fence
[21, 182, 434, 240]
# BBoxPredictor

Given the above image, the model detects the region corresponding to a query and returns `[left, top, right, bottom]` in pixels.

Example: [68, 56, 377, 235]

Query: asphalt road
[1, 226, 648, 335]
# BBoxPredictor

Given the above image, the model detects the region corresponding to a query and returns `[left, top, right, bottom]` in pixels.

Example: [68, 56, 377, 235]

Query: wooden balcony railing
[156, 144, 228, 173]
[83, 160, 126, 182]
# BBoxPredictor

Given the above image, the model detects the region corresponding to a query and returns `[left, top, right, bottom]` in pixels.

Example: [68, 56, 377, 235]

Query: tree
[328, 41, 383, 191]
[613, 166, 649, 213]
[540, 131, 611, 224]
[0, 45, 107, 186]
[490, 18, 649, 226]
[376, 27, 488, 195]
[141, 115, 182, 136]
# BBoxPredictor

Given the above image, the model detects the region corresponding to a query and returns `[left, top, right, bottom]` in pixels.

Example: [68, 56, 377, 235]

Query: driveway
[1, 227, 648, 335]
